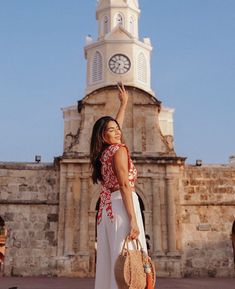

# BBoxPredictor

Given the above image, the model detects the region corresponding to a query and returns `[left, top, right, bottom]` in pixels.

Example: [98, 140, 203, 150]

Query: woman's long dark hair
[90, 116, 121, 184]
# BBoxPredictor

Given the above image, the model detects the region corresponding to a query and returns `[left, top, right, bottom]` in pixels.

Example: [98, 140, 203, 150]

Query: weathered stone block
[45, 231, 55, 246]
[47, 214, 58, 222]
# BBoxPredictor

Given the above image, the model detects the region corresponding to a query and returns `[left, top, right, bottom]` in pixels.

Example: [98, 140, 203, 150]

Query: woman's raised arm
[115, 82, 128, 129]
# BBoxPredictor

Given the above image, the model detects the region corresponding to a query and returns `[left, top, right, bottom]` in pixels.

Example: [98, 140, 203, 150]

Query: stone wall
[181, 164, 235, 277]
[0, 162, 60, 276]
[1, 160, 235, 277]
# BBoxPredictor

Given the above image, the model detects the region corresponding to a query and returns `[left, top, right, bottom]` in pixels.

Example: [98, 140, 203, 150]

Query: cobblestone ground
[0, 277, 235, 289]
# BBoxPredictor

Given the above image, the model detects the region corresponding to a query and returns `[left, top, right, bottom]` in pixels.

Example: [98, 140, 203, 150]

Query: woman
[90, 83, 147, 289]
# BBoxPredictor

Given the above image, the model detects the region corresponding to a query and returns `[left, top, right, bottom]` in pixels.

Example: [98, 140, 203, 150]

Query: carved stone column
[166, 176, 177, 252]
[152, 177, 163, 253]
[57, 164, 67, 257]
[79, 175, 89, 253]
[76, 174, 90, 277]
[88, 210, 97, 277]
[64, 171, 75, 256]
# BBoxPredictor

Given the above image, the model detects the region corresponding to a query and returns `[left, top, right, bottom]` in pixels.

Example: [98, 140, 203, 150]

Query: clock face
[109, 54, 131, 74]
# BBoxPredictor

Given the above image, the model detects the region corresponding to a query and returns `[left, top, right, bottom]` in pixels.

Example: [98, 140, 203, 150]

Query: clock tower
[60, 1, 183, 279]
[85, 0, 154, 95]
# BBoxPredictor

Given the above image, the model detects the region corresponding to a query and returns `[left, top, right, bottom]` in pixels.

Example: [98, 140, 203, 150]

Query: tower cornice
[84, 38, 152, 59]
[85, 84, 157, 99]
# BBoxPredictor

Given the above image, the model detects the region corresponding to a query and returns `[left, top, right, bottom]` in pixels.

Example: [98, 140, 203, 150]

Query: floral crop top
[97, 143, 137, 224]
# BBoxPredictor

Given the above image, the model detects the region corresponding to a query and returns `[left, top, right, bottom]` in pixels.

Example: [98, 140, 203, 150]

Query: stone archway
[134, 185, 152, 241]
[0, 216, 6, 276]
[93, 192, 147, 238]
[231, 220, 235, 265]
[136, 193, 145, 228]
[89, 188, 149, 244]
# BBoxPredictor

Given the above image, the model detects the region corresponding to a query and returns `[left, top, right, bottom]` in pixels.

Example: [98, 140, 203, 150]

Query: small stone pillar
[79, 175, 89, 253]
[152, 177, 163, 253]
[77, 174, 90, 276]
[64, 171, 76, 256]
[88, 210, 97, 277]
[166, 176, 177, 253]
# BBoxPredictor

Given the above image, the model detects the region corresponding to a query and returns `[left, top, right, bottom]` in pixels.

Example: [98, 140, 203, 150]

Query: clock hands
[109, 54, 131, 74]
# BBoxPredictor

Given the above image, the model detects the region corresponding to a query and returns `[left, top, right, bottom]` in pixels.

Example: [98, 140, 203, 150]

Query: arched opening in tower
[92, 193, 147, 275]
[231, 220, 235, 265]
[95, 192, 146, 238]
[0, 216, 6, 276]
[136, 193, 145, 229]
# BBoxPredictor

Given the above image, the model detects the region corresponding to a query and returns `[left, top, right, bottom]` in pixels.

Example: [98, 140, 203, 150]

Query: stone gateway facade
[0, 161, 235, 277]
[0, 0, 234, 278]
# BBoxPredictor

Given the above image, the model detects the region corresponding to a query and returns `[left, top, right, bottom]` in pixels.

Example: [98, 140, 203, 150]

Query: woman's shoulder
[100, 143, 128, 161]
[105, 143, 127, 155]
[110, 143, 126, 149]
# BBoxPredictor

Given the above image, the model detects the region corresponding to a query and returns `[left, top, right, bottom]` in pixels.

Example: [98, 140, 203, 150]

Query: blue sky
[0, 0, 234, 164]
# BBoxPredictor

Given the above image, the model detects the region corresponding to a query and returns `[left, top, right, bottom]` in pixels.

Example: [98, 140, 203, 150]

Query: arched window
[129, 16, 134, 35]
[103, 15, 109, 35]
[92, 51, 103, 83]
[115, 13, 124, 27]
[137, 52, 147, 83]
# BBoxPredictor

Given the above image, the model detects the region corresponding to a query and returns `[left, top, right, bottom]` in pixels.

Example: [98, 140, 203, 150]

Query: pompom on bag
[114, 236, 156, 289]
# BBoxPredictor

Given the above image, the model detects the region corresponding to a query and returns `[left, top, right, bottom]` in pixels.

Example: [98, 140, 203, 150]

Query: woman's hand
[116, 82, 128, 128]
[117, 82, 128, 107]
[129, 219, 140, 240]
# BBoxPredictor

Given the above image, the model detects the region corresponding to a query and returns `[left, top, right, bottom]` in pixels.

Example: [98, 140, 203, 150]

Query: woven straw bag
[114, 236, 156, 289]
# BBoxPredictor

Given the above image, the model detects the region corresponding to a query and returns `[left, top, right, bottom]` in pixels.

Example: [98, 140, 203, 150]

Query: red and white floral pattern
[97, 143, 137, 224]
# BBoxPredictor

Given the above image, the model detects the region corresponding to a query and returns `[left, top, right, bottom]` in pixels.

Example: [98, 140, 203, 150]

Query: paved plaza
[0, 277, 234, 289]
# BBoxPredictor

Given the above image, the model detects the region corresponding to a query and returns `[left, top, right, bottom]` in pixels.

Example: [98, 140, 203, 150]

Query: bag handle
[121, 235, 143, 254]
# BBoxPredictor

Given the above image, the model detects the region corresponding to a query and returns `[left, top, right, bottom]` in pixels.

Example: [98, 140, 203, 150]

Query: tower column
[76, 174, 90, 276]
[79, 175, 89, 253]
[166, 176, 177, 252]
[57, 164, 66, 257]
[64, 171, 75, 256]
[152, 177, 163, 253]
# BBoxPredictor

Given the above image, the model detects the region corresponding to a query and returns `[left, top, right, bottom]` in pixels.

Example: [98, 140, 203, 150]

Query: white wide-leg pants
[94, 190, 147, 289]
